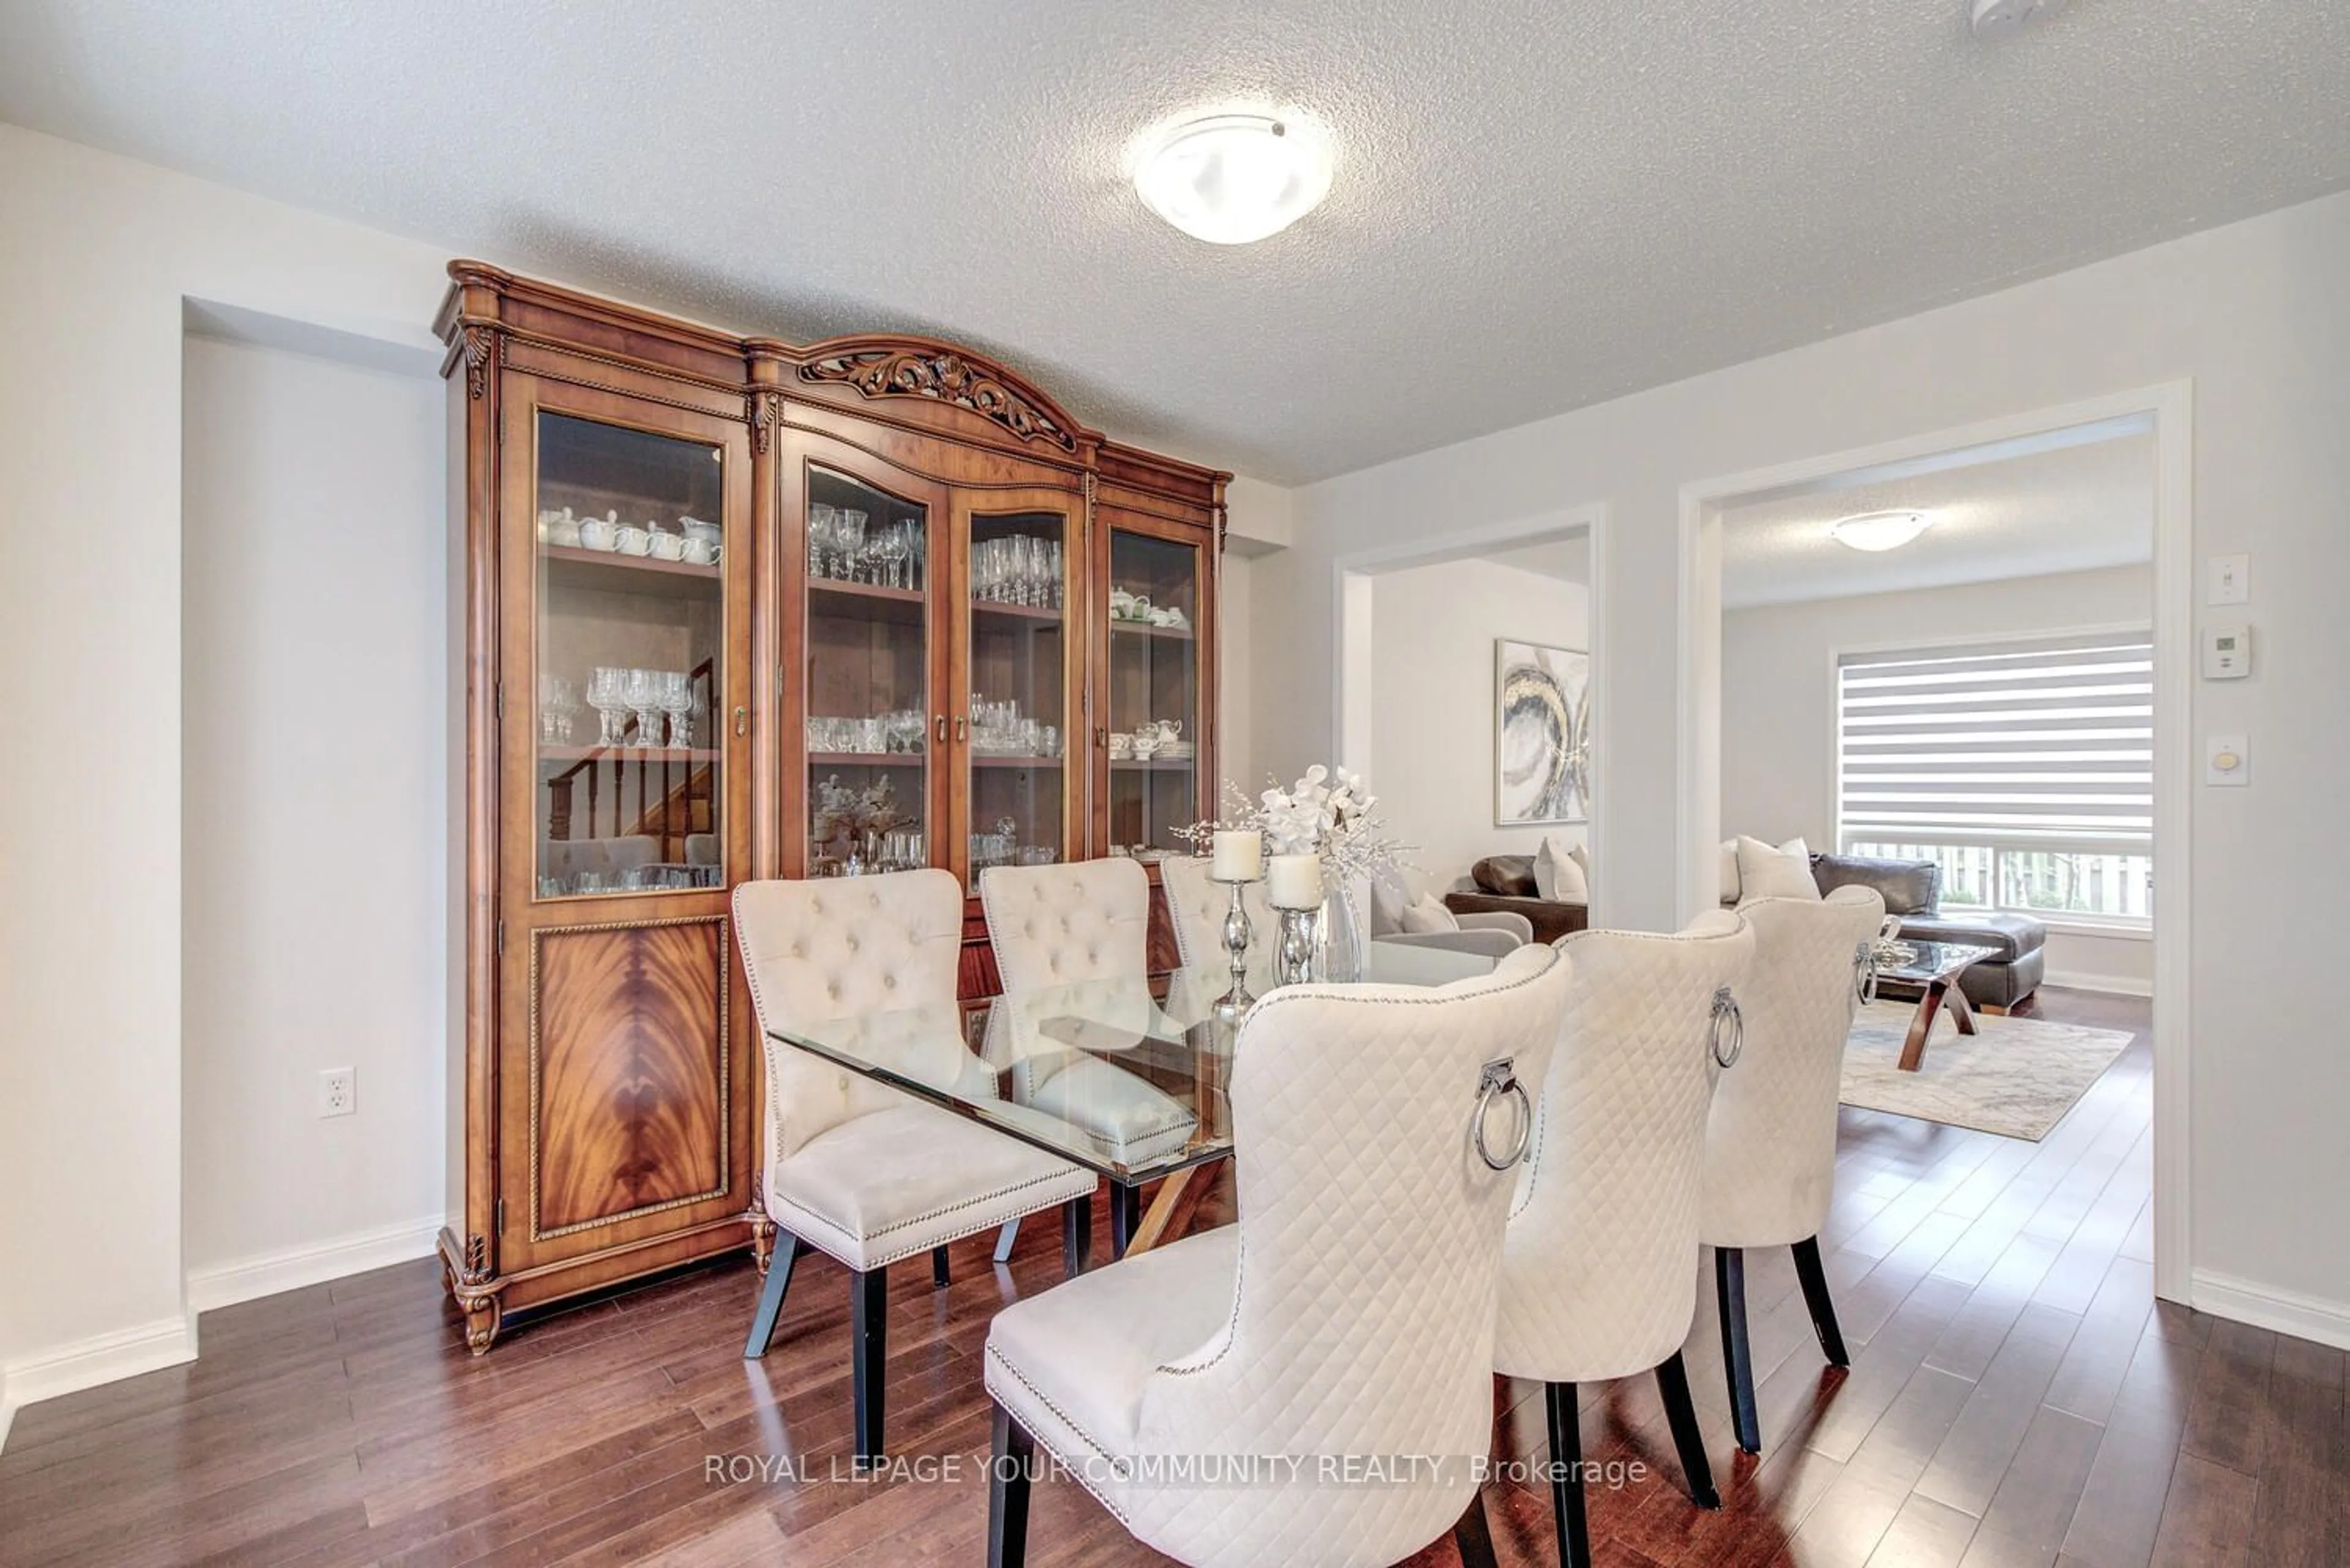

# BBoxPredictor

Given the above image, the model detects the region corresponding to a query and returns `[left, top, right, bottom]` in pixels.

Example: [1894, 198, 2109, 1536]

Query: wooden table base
[1897, 975, 1977, 1072]
[1122, 1158, 1227, 1256]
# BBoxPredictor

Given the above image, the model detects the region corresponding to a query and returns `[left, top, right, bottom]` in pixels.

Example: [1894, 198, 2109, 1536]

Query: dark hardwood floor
[3, 988, 2341, 1566]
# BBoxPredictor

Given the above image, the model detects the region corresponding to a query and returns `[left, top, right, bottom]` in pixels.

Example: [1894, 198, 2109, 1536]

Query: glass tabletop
[1873, 939, 2002, 984]
[763, 941, 1497, 1183]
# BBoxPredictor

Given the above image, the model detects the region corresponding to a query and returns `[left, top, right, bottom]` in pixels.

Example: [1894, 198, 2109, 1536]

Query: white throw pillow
[1400, 894, 1461, 934]
[1720, 840, 1742, 904]
[1534, 835, 1590, 903]
[1735, 835, 1821, 902]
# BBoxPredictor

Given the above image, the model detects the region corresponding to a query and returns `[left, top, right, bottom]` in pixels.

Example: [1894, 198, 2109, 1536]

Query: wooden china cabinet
[435, 261, 1226, 1349]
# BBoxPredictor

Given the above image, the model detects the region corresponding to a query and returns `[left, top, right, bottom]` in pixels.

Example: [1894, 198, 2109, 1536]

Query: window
[1837, 633, 2154, 927]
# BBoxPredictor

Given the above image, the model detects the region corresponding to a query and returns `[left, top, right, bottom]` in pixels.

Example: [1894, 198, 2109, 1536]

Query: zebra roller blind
[1837, 634, 2154, 855]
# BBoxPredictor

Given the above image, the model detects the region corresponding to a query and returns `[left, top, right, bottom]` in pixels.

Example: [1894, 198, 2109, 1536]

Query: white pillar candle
[1210, 829, 1263, 882]
[1267, 852, 1323, 910]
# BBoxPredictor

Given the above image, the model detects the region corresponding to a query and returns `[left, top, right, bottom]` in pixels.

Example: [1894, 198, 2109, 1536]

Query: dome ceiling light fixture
[1132, 112, 1335, 245]
[1972, 0, 2070, 40]
[1829, 510, 1937, 552]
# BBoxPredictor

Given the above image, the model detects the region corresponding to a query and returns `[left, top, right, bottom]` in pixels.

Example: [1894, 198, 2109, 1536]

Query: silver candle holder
[1211, 875, 1258, 1029]
[1274, 906, 1319, 988]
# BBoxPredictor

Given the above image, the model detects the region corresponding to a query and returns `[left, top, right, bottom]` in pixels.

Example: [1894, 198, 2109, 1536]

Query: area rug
[1839, 998, 2133, 1141]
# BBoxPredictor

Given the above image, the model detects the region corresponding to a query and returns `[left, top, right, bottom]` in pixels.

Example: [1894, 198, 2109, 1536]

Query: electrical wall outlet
[318, 1067, 356, 1118]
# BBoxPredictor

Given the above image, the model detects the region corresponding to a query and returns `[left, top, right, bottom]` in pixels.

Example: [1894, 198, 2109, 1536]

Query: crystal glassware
[624, 667, 660, 747]
[588, 666, 625, 745]
[660, 670, 694, 749]
[837, 510, 868, 582]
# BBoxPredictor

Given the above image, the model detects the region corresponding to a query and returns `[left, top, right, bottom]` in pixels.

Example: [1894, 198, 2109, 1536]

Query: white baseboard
[2043, 969, 2155, 998]
[0, 1310, 200, 1442]
[2191, 1267, 2350, 1351]
[185, 1214, 442, 1314]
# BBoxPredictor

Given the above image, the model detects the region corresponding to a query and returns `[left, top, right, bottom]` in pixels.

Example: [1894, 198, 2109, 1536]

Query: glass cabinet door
[1103, 526, 1205, 857]
[803, 465, 934, 875]
[532, 411, 728, 898]
[963, 501, 1075, 874]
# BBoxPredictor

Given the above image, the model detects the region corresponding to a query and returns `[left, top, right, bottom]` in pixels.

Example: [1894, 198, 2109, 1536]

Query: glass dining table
[761, 940, 1498, 1264]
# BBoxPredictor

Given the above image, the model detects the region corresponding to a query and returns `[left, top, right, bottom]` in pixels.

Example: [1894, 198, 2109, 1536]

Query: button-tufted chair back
[1494, 911, 1756, 1384]
[1703, 887, 1884, 1249]
[733, 870, 976, 1165]
[1123, 943, 1569, 1564]
[1158, 853, 1275, 1026]
[980, 857, 1151, 1071]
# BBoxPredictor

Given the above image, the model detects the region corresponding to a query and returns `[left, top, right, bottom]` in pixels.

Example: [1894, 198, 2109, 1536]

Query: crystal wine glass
[837, 510, 868, 583]
[624, 667, 660, 747]
[808, 502, 836, 578]
[588, 666, 624, 745]
[660, 670, 693, 749]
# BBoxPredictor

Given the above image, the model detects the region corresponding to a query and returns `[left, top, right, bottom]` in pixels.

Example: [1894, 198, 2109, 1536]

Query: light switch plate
[2208, 553, 2250, 605]
[2206, 734, 2249, 786]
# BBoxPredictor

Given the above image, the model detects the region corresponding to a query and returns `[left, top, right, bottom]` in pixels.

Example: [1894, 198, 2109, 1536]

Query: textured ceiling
[3, 2, 2346, 484]
[1721, 430, 2153, 609]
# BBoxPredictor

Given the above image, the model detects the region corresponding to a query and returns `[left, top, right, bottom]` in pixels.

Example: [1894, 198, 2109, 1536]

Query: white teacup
[614, 526, 652, 557]
[679, 515, 722, 547]
[682, 539, 720, 567]
[1154, 719, 1183, 746]
[578, 517, 617, 551]
[1132, 731, 1159, 761]
[1109, 734, 1133, 759]
[647, 530, 686, 562]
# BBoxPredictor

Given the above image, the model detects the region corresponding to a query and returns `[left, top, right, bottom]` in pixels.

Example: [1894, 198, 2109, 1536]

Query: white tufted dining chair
[1494, 911, 1756, 1568]
[1158, 853, 1276, 1026]
[733, 871, 1099, 1469]
[984, 943, 1572, 1568]
[980, 858, 1199, 1253]
[1701, 886, 1885, 1452]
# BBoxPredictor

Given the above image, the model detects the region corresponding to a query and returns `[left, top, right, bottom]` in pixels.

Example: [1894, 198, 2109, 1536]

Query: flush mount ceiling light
[1972, 0, 2070, 39]
[1133, 113, 1335, 245]
[1830, 510, 1936, 552]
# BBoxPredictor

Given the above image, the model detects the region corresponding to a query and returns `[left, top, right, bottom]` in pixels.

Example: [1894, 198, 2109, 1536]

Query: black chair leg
[988, 1403, 1034, 1568]
[1108, 1181, 1142, 1259]
[1715, 1246, 1761, 1454]
[992, 1219, 1020, 1264]
[850, 1265, 889, 1469]
[1544, 1379, 1591, 1568]
[742, 1233, 799, 1358]
[931, 1244, 952, 1289]
[1062, 1191, 1092, 1278]
[1654, 1351, 1721, 1509]
[1792, 1235, 1850, 1367]
[1452, 1485, 1501, 1568]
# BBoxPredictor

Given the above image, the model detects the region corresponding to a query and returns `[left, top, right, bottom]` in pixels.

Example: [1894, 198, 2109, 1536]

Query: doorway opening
[1679, 386, 2192, 1302]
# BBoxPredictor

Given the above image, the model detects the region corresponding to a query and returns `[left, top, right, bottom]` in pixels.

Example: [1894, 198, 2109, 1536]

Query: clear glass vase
[1317, 870, 1367, 984]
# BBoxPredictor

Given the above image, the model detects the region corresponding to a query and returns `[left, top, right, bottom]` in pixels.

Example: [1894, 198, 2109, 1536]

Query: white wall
[1721, 565, 2154, 995]
[1217, 553, 1253, 802]
[181, 333, 447, 1301]
[1370, 558, 1588, 893]
[1248, 190, 2350, 1330]
[0, 124, 455, 1416]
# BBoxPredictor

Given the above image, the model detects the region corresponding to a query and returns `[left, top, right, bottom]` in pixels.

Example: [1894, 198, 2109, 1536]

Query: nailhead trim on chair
[770, 1165, 1087, 1271]
[985, 1350, 1136, 1525]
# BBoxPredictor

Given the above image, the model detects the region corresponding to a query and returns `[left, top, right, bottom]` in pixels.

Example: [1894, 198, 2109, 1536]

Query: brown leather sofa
[1442, 854, 1591, 945]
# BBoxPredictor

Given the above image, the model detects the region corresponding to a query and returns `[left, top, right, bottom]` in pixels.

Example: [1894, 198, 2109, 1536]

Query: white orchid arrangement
[1184, 765, 1413, 886]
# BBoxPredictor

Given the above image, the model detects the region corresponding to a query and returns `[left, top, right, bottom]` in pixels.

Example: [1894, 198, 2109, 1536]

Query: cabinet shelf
[1110, 619, 1195, 642]
[540, 744, 722, 765]
[974, 600, 1064, 624]
[972, 755, 1066, 769]
[807, 752, 925, 767]
[1111, 758, 1198, 773]
[542, 545, 721, 600]
[810, 577, 926, 628]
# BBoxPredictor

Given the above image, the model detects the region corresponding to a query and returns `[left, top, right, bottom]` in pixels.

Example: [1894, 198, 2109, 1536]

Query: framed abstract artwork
[1494, 638, 1591, 826]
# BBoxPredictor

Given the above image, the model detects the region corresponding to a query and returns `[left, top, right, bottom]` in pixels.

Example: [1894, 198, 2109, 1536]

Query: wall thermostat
[2203, 624, 2253, 680]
